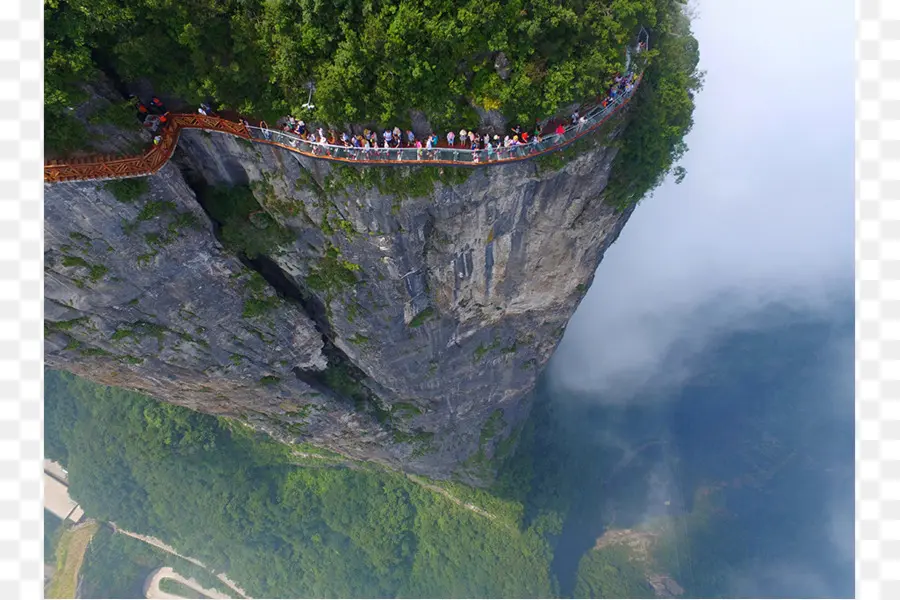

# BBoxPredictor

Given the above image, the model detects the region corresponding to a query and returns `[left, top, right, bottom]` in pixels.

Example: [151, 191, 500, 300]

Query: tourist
[150, 96, 166, 114]
[406, 129, 415, 146]
[297, 120, 307, 135]
[570, 110, 580, 125]
[447, 131, 455, 146]
[459, 128, 467, 147]
[555, 123, 565, 136]
[136, 101, 149, 122]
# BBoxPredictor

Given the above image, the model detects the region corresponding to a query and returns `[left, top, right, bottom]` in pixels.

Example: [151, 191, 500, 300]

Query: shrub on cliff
[204, 185, 294, 258]
[604, 2, 703, 209]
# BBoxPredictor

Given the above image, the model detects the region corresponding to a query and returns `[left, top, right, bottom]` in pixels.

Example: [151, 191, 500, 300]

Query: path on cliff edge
[143, 566, 232, 599]
[405, 475, 499, 522]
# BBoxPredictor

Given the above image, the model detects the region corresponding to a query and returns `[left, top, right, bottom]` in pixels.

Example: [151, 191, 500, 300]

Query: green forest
[46, 304, 850, 599]
[45, 369, 561, 598]
[45, 0, 701, 205]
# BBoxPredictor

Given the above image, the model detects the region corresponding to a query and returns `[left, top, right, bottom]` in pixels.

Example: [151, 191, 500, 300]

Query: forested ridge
[45, 369, 560, 598]
[46, 0, 701, 204]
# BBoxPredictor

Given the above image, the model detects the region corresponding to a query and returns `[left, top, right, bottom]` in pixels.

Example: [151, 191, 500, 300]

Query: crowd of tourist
[257, 70, 640, 162]
[133, 67, 640, 162]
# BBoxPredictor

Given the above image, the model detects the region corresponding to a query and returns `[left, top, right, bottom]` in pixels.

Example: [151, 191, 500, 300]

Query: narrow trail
[405, 474, 498, 521]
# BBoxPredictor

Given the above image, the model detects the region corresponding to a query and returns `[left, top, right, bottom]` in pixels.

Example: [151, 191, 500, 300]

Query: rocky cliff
[44, 115, 635, 484]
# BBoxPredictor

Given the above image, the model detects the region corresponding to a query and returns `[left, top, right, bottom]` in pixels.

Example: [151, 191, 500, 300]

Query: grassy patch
[347, 333, 370, 346]
[110, 321, 168, 347]
[480, 410, 507, 447]
[241, 272, 281, 319]
[46, 317, 90, 336]
[305, 244, 360, 295]
[137, 200, 177, 222]
[44, 510, 64, 564]
[392, 429, 436, 457]
[259, 375, 281, 386]
[473, 337, 502, 362]
[391, 402, 423, 418]
[60, 255, 108, 283]
[103, 177, 150, 204]
[68, 231, 91, 243]
[205, 185, 294, 259]
[322, 363, 369, 407]
[47, 521, 101, 599]
[408, 307, 435, 328]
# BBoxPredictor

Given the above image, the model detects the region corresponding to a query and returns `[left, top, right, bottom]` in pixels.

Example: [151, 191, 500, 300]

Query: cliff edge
[45, 115, 634, 483]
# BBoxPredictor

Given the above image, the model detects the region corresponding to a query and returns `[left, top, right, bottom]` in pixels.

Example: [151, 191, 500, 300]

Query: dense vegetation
[604, 3, 701, 207]
[43, 510, 64, 565]
[574, 544, 655, 598]
[45, 300, 851, 598]
[45, 1, 692, 151]
[45, 369, 557, 598]
[79, 526, 232, 599]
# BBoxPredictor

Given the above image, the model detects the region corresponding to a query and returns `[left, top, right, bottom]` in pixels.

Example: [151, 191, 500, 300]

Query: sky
[550, 0, 854, 401]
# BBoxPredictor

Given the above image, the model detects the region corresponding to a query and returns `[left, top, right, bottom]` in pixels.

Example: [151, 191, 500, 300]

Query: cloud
[548, 0, 853, 400]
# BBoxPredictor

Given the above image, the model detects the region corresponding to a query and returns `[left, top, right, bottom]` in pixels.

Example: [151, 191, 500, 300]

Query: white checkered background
[859, 0, 900, 599]
[0, 1, 893, 599]
[1, 0, 42, 598]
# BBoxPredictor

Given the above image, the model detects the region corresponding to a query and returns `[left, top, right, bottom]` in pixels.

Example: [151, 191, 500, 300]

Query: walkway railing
[44, 75, 640, 183]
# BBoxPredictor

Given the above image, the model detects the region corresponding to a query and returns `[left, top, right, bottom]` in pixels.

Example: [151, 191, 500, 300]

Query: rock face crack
[171, 152, 384, 415]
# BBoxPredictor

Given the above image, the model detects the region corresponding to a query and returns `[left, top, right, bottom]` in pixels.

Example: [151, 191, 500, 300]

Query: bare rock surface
[45, 114, 635, 484]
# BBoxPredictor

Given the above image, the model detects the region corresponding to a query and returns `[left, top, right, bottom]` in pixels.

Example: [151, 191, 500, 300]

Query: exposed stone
[45, 110, 636, 485]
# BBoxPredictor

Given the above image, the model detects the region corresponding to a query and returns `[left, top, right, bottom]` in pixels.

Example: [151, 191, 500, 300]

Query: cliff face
[44, 120, 634, 483]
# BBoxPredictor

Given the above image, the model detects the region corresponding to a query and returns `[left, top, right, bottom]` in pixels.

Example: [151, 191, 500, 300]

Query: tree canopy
[45, 0, 686, 142]
[45, 369, 557, 598]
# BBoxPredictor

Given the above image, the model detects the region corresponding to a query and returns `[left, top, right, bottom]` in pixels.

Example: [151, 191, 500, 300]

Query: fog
[550, 0, 854, 401]
[537, 1, 855, 597]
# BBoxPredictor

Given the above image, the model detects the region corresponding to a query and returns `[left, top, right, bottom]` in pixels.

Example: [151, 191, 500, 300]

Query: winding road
[143, 567, 231, 599]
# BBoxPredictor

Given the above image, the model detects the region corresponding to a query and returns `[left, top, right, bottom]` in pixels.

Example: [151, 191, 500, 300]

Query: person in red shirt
[150, 96, 166, 114]
[555, 123, 565, 136]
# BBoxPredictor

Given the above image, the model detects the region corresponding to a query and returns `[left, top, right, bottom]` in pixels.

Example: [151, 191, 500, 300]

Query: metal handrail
[45, 67, 642, 181]
[243, 78, 639, 167]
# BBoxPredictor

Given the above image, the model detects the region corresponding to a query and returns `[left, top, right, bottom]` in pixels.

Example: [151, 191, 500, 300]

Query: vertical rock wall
[45, 119, 635, 483]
